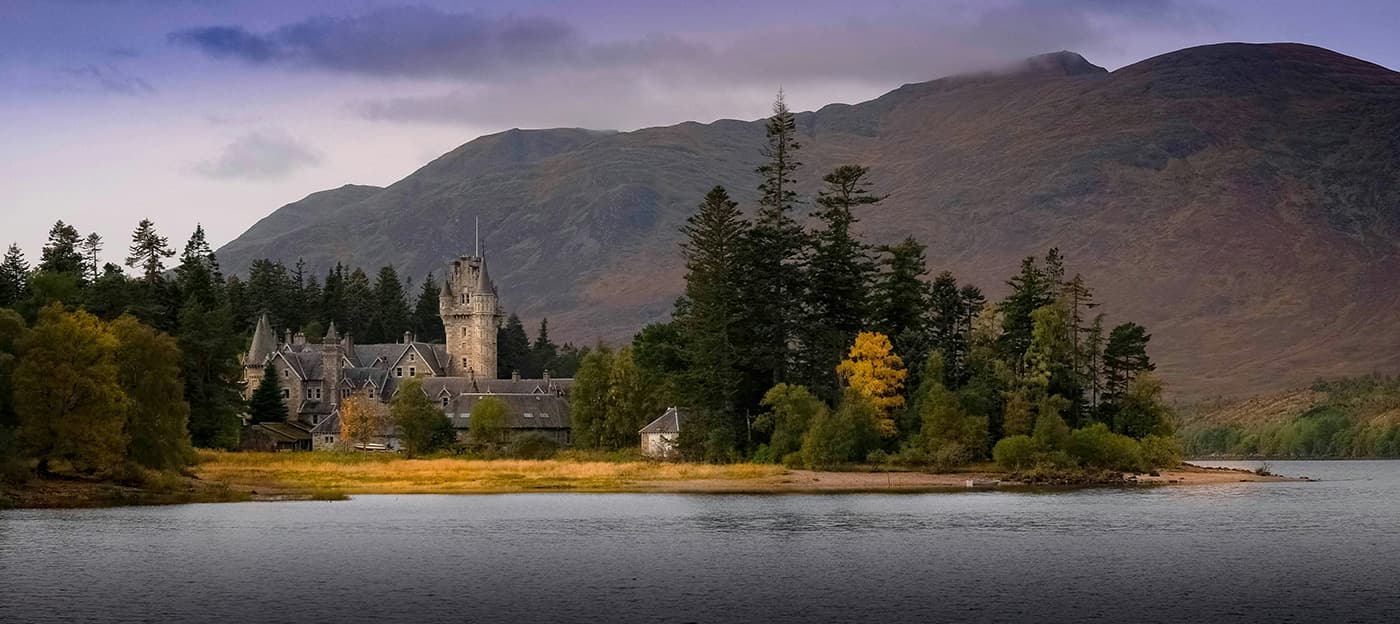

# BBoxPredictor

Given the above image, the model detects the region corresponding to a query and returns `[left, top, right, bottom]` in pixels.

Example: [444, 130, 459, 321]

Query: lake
[3, 460, 1399, 623]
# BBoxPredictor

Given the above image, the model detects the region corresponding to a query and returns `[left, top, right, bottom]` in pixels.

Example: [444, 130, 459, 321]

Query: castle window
[369, 390, 375, 398]
[462, 358, 469, 368]
[409, 353, 416, 362]
[441, 397, 449, 408]
[283, 369, 288, 378]
[462, 327, 468, 337]
[460, 295, 465, 304]
[409, 367, 416, 377]
[341, 389, 350, 398]
[395, 367, 403, 377]
[281, 389, 289, 398]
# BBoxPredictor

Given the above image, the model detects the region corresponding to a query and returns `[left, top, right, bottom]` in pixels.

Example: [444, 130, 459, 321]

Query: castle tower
[322, 321, 342, 409]
[241, 313, 277, 398]
[440, 253, 502, 379]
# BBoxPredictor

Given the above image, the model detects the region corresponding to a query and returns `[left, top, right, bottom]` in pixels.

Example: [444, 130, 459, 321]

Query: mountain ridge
[216, 42, 1400, 398]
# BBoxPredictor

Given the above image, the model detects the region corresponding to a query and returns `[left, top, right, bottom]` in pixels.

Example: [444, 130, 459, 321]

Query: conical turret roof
[323, 321, 338, 345]
[476, 256, 495, 294]
[245, 314, 276, 366]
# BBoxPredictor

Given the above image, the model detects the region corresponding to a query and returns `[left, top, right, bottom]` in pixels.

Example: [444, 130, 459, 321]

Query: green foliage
[0, 308, 26, 430]
[247, 363, 287, 424]
[799, 390, 879, 469]
[496, 314, 531, 378]
[14, 305, 128, 475]
[755, 384, 826, 462]
[177, 299, 244, 450]
[907, 352, 988, 465]
[992, 435, 1036, 470]
[1140, 434, 1183, 468]
[38, 220, 85, 281]
[0, 244, 31, 309]
[1113, 373, 1173, 438]
[870, 238, 928, 344]
[392, 377, 453, 457]
[505, 432, 561, 459]
[1069, 423, 1148, 473]
[124, 218, 174, 284]
[531, 318, 559, 376]
[570, 345, 671, 450]
[367, 265, 411, 343]
[569, 345, 614, 448]
[111, 316, 194, 470]
[412, 272, 445, 343]
[469, 396, 509, 446]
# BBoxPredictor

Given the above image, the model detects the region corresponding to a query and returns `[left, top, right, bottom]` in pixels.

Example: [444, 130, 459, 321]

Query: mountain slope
[216, 43, 1400, 398]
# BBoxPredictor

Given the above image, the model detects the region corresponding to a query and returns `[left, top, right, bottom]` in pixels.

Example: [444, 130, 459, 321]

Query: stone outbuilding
[639, 407, 687, 458]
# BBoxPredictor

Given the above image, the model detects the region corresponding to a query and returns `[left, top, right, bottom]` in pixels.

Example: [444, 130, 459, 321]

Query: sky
[3, 0, 1399, 267]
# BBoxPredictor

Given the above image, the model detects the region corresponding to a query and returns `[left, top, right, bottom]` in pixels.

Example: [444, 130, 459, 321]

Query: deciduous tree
[111, 316, 193, 469]
[835, 331, 907, 438]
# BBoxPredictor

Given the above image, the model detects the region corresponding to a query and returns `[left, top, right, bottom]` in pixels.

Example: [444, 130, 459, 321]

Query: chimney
[293, 331, 306, 346]
[283, 328, 292, 346]
[403, 330, 413, 344]
[543, 369, 551, 386]
[511, 370, 520, 382]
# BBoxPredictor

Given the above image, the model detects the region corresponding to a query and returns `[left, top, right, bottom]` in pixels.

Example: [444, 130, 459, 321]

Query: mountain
[216, 43, 1400, 398]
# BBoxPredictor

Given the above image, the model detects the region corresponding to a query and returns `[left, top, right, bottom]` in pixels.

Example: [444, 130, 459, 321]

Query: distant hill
[216, 43, 1400, 398]
[1178, 376, 1400, 457]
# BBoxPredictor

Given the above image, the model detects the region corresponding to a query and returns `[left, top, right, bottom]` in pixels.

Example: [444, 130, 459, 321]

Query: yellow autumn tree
[835, 331, 907, 437]
[339, 395, 387, 450]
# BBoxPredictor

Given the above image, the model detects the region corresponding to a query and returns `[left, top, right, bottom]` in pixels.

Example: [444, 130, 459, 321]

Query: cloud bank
[194, 130, 323, 180]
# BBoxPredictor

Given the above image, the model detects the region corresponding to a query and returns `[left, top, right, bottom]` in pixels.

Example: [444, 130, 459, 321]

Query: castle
[240, 252, 572, 451]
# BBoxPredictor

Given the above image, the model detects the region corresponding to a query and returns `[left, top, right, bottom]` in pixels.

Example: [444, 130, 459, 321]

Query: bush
[504, 433, 561, 460]
[993, 435, 1036, 470]
[799, 390, 879, 469]
[1070, 423, 1148, 473]
[1140, 434, 1183, 468]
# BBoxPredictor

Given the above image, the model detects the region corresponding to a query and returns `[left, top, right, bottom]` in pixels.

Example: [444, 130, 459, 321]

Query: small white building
[639, 407, 687, 459]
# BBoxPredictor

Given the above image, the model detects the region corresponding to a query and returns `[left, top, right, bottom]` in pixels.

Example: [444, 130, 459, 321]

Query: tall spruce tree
[342, 268, 374, 341]
[0, 244, 30, 308]
[247, 363, 288, 424]
[80, 233, 103, 284]
[320, 263, 348, 333]
[38, 220, 85, 281]
[998, 256, 1055, 370]
[870, 237, 929, 340]
[412, 273, 445, 343]
[676, 186, 749, 438]
[496, 313, 531, 378]
[531, 318, 559, 375]
[743, 90, 806, 387]
[1101, 322, 1154, 404]
[369, 266, 410, 342]
[799, 164, 881, 398]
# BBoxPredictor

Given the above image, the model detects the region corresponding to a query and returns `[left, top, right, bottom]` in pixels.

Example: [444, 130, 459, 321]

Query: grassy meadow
[194, 450, 787, 497]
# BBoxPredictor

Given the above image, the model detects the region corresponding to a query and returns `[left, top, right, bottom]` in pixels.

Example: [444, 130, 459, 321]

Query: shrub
[1140, 434, 1183, 469]
[1070, 423, 1148, 473]
[993, 435, 1036, 470]
[505, 433, 561, 460]
[799, 390, 879, 469]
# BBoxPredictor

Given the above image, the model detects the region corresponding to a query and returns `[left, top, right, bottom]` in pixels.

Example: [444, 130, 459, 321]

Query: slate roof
[446, 393, 572, 430]
[640, 407, 687, 434]
[244, 314, 276, 366]
[310, 410, 340, 435]
[254, 421, 313, 442]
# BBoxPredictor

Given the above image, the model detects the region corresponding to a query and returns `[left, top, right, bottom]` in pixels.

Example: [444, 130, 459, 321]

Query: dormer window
[441, 397, 449, 408]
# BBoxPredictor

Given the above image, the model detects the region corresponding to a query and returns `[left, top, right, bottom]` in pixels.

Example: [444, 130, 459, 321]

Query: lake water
[3, 460, 1399, 623]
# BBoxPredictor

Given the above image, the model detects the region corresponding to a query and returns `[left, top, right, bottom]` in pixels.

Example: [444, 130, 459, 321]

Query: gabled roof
[640, 407, 687, 434]
[252, 421, 313, 442]
[310, 409, 341, 435]
[448, 393, 571, 430]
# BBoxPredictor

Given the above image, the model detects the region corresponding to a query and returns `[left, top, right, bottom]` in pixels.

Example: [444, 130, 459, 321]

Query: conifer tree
[870, 238, 929, 340]
[998, 256, 1055, 370]
[342, 268, 374, 340]
[81, 233, 103, 284]
[178, 300, 244, 449]
[496, 313, 531, 378]
[675, 186, 749, 445]
[83, 263, 136, 320]
[1101, 322, 1154, 404]
[412, 273, 445, 343]
[531, 318, 559, 375]
[38, 220, 85, 281]
[245, 259, 295, 332]
[800, 165, 881, 398]
[369, 266, 410, 342]
[320, 263, 348, 333]
[247, 363, 287, 424]
[0, 243, 30, 308]
[743, 91, 807, 387]
[125, 218, 174, 283]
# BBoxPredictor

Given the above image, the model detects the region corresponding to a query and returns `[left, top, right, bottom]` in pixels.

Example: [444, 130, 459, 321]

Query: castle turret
[242, 314, 277, 399]
[440, 252, 502, 378]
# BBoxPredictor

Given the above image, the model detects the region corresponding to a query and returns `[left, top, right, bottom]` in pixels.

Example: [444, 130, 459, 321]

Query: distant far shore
[2, 453, 1305, 509]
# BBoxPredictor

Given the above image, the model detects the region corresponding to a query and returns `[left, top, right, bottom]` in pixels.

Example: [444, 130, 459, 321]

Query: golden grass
[194, 450, 785, 495]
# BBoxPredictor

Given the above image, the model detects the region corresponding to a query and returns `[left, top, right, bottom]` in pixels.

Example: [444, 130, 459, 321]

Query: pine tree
[799, 165, 881, 398]
[870, 238, 929, 339]
[496, 313, 531, 378]
[531, 318, 559, 375]
[83, 263, 136, 320]
[320, 264, 348, 333]
[247, 363, 287, 424]
[179, 300, 244, 449]
[369, 266, 410, 343]
[80, 233, 103, 284]
[1101, 322, 1154, 405]
[998, 256, 1055, 370]
[675, 186, 750, 449]
[175, 226, 223, 310]
[38, 220, 85, 281]
[743, 90, 807, 387]
[412, 273, 445, 343]
[125, 218, 174, 283]
[0, 244, 30, 308]
[342, 268, 374, 340]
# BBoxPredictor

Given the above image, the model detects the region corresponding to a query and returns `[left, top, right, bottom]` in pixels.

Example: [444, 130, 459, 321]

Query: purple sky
[3, 0, 1398, 266]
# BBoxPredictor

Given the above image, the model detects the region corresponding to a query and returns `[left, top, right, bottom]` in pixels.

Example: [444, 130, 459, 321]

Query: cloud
[170, 1, 1214, 128]
[193, 130, 323, 180]
[60, 63, 155, 96]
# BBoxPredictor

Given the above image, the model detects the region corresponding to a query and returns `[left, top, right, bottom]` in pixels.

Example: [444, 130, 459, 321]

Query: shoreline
[2, 457, 1303, 509]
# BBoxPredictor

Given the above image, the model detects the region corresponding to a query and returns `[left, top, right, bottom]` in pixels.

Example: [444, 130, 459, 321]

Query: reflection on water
[3, 461, 1399, 623]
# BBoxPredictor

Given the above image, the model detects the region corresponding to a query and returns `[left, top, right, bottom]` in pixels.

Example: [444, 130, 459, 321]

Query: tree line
[563, 93, 1181, 475]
